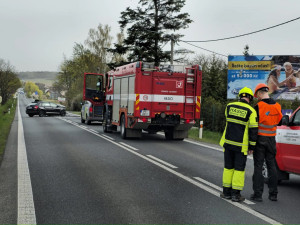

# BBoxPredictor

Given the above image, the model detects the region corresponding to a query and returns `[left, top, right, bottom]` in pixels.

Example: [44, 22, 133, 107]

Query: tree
[55, 23, 113, 110]
[243, 45, 250, 56]
[24, 81, 43, 99]
[0, 59, 21, 105]
[190, 54, 228, 102]
[112, 0, 192, 66]
[85, 24, 113, 73]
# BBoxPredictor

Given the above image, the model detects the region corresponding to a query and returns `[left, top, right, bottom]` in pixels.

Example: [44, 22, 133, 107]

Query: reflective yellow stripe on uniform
[223, 168, 234, 188]
[221, 138, 248, 147]
[232, 170, 245, 191]
[226, 118, 248, 126]
[249, 141, 256, 146]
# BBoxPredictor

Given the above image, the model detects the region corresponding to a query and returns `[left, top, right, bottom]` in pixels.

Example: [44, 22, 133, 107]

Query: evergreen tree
[111, 0, 192, 66]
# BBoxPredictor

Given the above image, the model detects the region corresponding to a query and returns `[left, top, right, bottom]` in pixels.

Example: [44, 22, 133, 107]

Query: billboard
[227, 55, 300, 100]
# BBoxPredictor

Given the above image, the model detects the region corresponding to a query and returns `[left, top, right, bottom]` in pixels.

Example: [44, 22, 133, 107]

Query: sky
[1, 0, 300, 72]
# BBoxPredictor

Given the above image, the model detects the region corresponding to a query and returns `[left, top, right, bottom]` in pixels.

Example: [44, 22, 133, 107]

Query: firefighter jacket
[255, 98, 282, 137]
[220, 99, 258, 155]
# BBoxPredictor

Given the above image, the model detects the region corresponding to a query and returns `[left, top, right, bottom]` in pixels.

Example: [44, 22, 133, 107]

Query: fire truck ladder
[184, 67, 197, 120]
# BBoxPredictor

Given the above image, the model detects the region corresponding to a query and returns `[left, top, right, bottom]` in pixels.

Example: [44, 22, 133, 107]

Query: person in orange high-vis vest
[251, 83, 282, 202]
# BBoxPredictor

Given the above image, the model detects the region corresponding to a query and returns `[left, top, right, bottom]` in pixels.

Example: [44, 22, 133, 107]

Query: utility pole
[170, 34, 174, 65]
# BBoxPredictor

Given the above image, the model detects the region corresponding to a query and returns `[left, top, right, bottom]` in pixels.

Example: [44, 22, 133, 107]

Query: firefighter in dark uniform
[251, 83, 282, 202]
[220, 87, 258, 202]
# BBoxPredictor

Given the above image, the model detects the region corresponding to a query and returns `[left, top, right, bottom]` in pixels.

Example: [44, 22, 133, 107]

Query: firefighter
[251, 83, 282, 202]
[220, 87, 258, 202]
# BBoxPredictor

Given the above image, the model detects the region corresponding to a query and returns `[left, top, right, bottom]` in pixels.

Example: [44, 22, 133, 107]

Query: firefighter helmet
[254, 83, 269, 98]
[238, 87, 254, 102]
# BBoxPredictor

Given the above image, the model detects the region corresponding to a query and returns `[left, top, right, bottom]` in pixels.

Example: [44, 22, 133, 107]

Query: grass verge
[0, 98, 17, 163]
[69, 111, 81, 115]
[188, 127, 222, 145]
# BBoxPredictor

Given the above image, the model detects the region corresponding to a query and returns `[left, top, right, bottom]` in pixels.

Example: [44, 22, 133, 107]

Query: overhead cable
[180, 41, 228, 57]
[183, 16, 300, 42]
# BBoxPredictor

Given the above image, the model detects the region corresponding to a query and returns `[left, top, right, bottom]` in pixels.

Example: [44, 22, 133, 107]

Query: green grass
[0, 98, 17, 163]
[188, 127, 222, 145]
[69, 111, 81, 115]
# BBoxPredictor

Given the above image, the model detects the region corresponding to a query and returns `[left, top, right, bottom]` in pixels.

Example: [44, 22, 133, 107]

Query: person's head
[254, 83, 269, 100]
[284, 62, 293, 73]
[275, 65, 281, 76]
[238, 87, 254, 103]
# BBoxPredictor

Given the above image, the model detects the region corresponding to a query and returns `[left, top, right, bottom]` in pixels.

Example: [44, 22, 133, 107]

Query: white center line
[102, 134, 114, 140]
[18, 97, 36, 224]
[57, 117, 280, 224]
[119, 142, 138, 151]
[89, 129, 99, 133]
[147, 155, 178, 169]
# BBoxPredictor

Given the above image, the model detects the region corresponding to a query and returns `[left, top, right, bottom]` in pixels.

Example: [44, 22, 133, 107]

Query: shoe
[250, 194, 263, 202]
[268, 195, 277, 201]
[220, 193, 231, 199]
[232, 194, 245, 202]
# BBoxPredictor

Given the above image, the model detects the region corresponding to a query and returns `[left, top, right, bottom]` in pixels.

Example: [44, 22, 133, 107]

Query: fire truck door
[112, 78, 121, 123]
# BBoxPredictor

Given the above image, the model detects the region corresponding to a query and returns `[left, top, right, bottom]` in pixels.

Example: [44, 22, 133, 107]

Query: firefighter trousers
[252, 136, 278, 197]
[223, 147, 247, 191]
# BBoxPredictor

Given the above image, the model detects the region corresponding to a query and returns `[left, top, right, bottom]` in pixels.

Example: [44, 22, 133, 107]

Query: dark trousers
[224, 148, 247, 171]
[252, 136, 278, 196]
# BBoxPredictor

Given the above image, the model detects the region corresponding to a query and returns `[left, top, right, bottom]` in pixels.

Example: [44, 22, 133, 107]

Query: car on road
[26, 101, 66, 117]
[263, 106, 300, 183]
[26, 103, 39, 117]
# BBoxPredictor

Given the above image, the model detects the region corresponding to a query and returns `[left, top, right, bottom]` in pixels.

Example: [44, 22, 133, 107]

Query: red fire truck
[102, 62, 202, 140]
[80, 73, 105, 124]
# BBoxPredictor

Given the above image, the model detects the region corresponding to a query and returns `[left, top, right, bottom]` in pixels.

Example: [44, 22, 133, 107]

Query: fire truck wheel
[120, 114, 127, 139]
[81, 113, 85, 123]
[103, 120, 111, 133]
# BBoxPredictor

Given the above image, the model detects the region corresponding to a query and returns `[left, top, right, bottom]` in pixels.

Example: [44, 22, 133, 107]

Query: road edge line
[17, 97, 36, 224]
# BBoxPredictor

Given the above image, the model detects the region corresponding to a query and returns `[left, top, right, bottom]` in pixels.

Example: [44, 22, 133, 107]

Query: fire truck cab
[81, 73, 105, 124]
[102, 62, 202, 140]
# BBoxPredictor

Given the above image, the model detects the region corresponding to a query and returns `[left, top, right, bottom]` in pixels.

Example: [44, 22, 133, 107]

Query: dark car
[26, 103, 39, 117]
[26, 101, 66, 117]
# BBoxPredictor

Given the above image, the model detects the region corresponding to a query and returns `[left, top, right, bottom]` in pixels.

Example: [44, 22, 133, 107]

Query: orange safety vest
[257, 101, 282, 136]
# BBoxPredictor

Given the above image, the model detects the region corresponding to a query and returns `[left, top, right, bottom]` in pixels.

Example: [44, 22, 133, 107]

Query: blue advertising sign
[227, 55, 300, 100]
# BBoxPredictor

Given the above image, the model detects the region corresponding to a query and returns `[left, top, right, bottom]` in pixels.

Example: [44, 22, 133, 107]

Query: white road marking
[193, 177, 255, 205]
[58, 118, 281, 224]
[80, 125, 88, 129]
[89, 129, 99, 134]
[119, 142, 138, 151]
[183, 139, 223, 152]
[18, 97, 36, 224]
[102, 134, 114, 140]
[146, 155, 178, 169]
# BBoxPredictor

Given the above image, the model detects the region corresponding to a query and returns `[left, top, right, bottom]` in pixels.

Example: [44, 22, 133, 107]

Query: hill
[17, 71, 58, 86]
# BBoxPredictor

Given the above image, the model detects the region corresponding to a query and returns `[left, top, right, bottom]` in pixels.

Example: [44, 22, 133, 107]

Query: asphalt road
[0, 94, 299, 224]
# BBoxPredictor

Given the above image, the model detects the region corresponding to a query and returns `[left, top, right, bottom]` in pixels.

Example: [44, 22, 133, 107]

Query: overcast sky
[1, 0, 300, 72]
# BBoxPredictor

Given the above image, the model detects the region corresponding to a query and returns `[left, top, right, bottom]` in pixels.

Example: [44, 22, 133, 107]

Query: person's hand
[248, 150, 254, 155]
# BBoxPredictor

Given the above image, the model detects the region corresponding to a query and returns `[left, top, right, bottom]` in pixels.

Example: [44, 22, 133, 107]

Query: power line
[183, 16, 300, 43]
[180, 41, 228, 58]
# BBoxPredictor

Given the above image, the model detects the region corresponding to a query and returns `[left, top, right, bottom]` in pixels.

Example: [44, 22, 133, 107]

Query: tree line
[0, 59, 21, 105]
